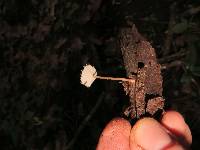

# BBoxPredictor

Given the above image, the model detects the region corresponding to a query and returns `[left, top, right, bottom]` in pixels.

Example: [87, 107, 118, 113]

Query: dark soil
[0, 0, 200, 150]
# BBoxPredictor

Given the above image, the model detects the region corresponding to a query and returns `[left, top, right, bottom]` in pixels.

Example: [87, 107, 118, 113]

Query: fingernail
[130, 118, 172, 150]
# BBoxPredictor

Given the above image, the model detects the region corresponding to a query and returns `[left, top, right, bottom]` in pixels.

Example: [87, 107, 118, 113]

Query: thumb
[130, 118, 183, 150]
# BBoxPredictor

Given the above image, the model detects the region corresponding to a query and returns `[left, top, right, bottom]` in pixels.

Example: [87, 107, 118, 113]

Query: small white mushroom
[80, 64, 135, 88]
[80, 64, 97, 87]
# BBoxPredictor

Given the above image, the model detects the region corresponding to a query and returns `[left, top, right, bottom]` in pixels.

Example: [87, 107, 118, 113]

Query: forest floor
[0, 0, 200, 149]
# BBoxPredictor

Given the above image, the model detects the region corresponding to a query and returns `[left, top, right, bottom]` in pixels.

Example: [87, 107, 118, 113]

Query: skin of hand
[96, 111, 192, 150]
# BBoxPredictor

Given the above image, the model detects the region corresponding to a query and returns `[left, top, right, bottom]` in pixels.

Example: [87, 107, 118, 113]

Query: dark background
[0, 0, 199, 149]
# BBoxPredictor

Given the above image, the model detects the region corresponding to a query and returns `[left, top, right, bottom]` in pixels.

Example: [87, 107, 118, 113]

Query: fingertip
[161, 111, 192, 145]
[96, 118, 131, 150]
[130, 118, 172, 150]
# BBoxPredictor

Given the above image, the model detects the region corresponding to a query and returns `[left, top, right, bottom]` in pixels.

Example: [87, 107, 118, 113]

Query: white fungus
[80, 64, 97, 87]
[80, 64, 135, 88]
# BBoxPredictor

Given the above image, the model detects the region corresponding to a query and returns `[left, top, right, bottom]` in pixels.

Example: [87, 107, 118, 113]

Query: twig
[184, 6, 200, 15]
[158, 50, 187, 64]
[65, 92, 105, 150]
[163, 3, 176, 56]
[161, 60, 184, 70]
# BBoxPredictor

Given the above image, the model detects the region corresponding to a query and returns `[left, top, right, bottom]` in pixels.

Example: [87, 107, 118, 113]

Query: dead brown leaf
[119, 24, 165, 118]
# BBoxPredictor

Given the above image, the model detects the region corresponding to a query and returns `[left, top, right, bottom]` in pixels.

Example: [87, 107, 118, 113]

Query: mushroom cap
[80, 64, 97, 87]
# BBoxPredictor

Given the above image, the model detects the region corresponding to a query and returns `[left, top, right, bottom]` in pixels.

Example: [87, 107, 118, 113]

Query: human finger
[96, 118, 131, 150]
[130, 118, 176, 150]
[161, 111, 192, 146]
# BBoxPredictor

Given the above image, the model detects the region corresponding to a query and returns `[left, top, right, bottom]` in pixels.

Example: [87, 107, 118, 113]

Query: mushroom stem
[96, 76, 135, 83]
